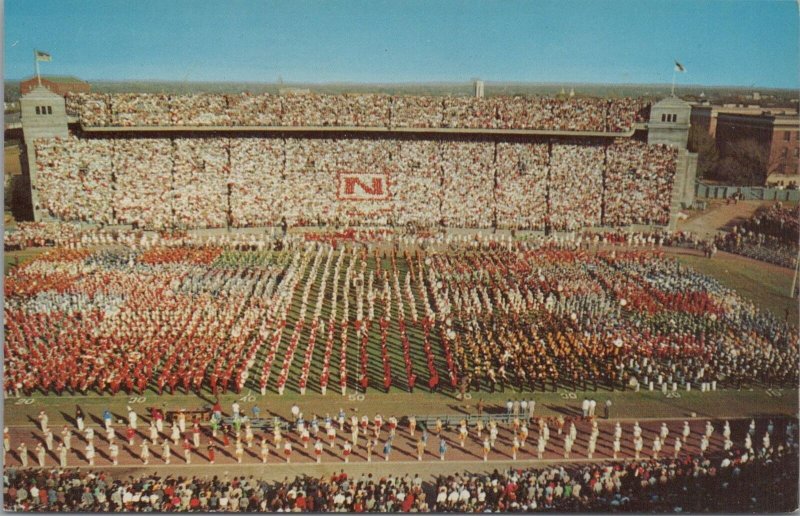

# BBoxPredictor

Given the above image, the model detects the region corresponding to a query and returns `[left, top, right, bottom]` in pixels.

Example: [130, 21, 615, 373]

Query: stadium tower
[19, 86, 69, 222]
[647, 96, 698, 224]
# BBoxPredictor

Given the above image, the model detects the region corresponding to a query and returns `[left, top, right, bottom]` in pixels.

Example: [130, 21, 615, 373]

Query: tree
[687, 126, 719, 180]
[715, 138, 768, 186]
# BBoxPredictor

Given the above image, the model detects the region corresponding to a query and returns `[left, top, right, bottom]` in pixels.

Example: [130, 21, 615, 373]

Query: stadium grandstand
[6, 85, 798, 516]
[17, 86, 697, 231]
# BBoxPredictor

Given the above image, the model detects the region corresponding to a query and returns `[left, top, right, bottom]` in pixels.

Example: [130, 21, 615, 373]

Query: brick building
[713, 112, 799, 184]
[690, 104, 797, 137]
[20, 76, 90, 97]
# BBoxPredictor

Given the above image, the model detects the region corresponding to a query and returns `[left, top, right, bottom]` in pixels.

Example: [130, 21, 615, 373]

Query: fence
[695, 183, 800, 202]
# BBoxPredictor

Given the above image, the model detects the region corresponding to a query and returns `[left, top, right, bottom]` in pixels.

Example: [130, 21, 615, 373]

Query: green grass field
[4, 385, 797, 428]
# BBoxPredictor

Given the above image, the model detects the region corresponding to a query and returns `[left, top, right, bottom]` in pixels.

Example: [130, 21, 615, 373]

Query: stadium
[4, 84, 798, 513]
[18, 90, 699, 232]
[3, 2, 799, 512]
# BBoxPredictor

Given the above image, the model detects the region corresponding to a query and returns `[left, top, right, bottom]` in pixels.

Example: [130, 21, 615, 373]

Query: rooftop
[21, 85, 64, 99]
[653, 96, 691, 108]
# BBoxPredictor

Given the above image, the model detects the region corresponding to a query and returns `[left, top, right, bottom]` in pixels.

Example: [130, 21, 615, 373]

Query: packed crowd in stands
[109, 94, 171, 127]
[112, 139, 173, 229]
[741, 203, 799, 246]
[35, 137, 115, 225]
[494, 143, 549, 229]
[712, 203, 799, 269]
[605, 139, 678, 227]
[172, 138, 230, 228]
[548, 143, 604, 230]
[33, 135, 677, 230]
[3, 415, 796, 512]
[65, 92, 651, 131]
[391, 140, 442, 227]
[439, 141, 495, 228]
[4, 236, 796, 396]
[229, 138, 285, 227]
[714, 229, 798, 269]
[391, 96, 443, 128]
[428, 441, 797, 512]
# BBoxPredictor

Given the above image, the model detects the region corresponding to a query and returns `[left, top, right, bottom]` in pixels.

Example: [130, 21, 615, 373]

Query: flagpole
[671, 67, 676, 97]
[34, 50, 42, 87]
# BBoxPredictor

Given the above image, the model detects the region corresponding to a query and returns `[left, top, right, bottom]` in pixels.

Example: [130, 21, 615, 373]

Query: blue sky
[4, 0, 798, 87]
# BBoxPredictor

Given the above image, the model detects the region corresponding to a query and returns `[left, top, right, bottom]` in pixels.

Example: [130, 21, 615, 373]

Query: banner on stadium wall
[337, 173, 391, 201]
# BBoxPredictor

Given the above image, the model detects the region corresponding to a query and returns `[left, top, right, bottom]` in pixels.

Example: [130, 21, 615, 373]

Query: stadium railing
[695, 182, 800, 202]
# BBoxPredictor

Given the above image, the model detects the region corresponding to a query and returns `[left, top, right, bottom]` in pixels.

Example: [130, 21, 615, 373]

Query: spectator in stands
[33, 134, 679, 231]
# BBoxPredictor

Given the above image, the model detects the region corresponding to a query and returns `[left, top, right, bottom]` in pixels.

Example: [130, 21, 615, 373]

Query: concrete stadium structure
[18, 86, 697, 229]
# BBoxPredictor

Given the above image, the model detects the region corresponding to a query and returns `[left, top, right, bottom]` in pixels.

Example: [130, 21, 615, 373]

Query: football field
[4, 239, 798, 482]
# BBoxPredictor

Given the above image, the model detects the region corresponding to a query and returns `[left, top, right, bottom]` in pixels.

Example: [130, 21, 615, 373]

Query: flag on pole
[674, 61, 686, 73]
[35, 50, 52, 62]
